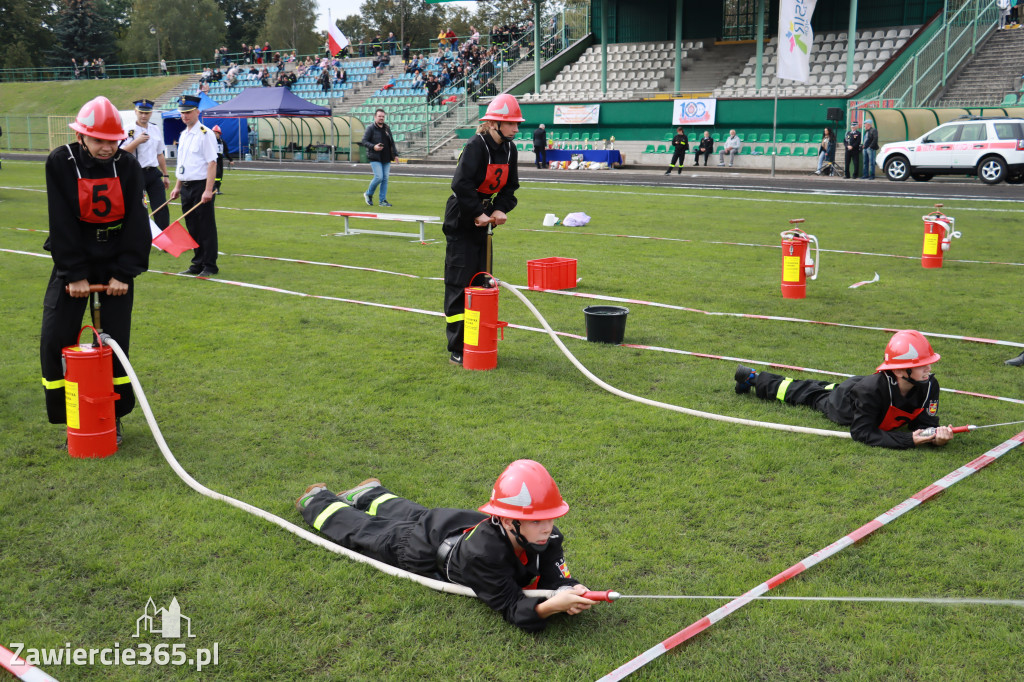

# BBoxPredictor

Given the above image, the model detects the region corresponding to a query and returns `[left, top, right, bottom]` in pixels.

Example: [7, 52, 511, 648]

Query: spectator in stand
[371, 34, 383, 54]
[844, 122, 861, 179]
[71, 58, 80, 79]
[264, 41, 271, 56]
[816, 127, 836, 174]
[426, 74, 441, 104]
[861, 119, 878, 180]
[259, 67, 270, 87]
[998, 0, 1011, 29]
[470, 26, 481, 45]
[200, 80, 211, 94]
[533, 123, 548, 169]
[319, 67, 333, 92]
[694, 131, 713, 166]
[160, 58, 168, 76]
[254, 45, 263, 64]
[387, 32, 398, 55]
[447, 28, 458, 51]
[718, 129, 742, 167]
[240, 43, 249, 63]
[337, 68, 348, 85]
[403, 42, 411, 64]
[288, 51, 297, 63]
[438, 29, 449, 49]
[411, 70, 424, 90]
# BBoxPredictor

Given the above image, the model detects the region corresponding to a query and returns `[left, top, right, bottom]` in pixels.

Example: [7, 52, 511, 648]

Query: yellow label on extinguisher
[464, 309, 481, 347]
[782, 256, 802, 283]
[923, 233, 939, 255]
[65, 380, 80, 429]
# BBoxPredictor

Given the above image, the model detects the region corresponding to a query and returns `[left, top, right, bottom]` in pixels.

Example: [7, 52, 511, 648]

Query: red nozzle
[581, 590, 620, 602]
[951, 425, 974, 433]
[789, 218, 805, 224]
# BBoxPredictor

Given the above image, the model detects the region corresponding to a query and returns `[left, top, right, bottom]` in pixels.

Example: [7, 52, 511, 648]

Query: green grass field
[2, 157, 1024, 681]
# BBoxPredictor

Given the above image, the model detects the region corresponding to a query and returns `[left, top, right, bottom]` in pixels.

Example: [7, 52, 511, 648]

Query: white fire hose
[497, 281, 852, 439]
[99, 334, 552, 601]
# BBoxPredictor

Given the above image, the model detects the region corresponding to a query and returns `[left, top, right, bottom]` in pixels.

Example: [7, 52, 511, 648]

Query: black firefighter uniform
[301, 484, 578, 631]
[443, 133, 519, 354]
[40, 143, 150, 423]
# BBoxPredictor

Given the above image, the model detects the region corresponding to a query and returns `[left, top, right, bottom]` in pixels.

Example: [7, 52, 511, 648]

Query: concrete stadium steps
[684, 42, 754, 92]
[935, 27, 1024, 106]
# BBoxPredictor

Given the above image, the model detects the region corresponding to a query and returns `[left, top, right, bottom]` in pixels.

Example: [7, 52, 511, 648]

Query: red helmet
[876, 330, 941, 372]
[478, 460, 569, 520]
[212, 125, 222, 133]
[480, 93, 524, 122]
[69, 96, 127, 141]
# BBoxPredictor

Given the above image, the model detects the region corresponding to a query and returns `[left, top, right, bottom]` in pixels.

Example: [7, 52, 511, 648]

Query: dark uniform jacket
[825, 373, 940, 449]
[672, 133, 689, 153]
[444, 133, 519, 235]
[446, 517, 577, 632]
[360, 121, 398, 162]
[532, 126, 546, 149]
[844, 129, 861, 151]
[698, 136, 714, 153]
[44, 143, 150, 283]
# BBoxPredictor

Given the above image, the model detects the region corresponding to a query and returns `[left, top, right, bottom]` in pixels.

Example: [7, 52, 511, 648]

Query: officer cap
[178, 94, 202, 112]
[133, 99, 155, 111]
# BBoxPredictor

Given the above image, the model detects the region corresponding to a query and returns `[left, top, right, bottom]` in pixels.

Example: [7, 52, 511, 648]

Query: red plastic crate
[527, 257, 577, 290]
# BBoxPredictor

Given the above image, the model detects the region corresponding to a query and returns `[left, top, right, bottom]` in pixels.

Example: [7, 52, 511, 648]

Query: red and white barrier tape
[0, 645, 59, 682]
[596, 430, 1024, 682]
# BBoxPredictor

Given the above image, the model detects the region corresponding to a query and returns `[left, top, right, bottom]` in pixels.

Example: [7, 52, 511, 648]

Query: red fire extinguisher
[921, 204, 960, 269]
[463, 273, 508, 371]
[780, 219, 819, 299]
[62, 325, 120, 458]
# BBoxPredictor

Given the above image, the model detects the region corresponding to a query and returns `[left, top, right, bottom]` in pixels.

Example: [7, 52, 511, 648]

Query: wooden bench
[329, 210, 440, 242]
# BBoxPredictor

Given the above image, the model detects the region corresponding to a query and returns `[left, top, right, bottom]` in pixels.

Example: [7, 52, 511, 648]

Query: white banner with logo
[672, 99, 717, 126]
[553, 104, 600, 125]
[777, 0, 817, 82]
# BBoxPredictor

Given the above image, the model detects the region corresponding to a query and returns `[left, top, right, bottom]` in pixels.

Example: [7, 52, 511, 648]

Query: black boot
[1006, 351, 1024, 367]
[734, 365, 757, 394]
[664, 168, 672, 175]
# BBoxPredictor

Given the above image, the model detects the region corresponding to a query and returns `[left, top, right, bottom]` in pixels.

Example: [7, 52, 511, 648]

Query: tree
[217, 0, 270, 50]
[119, 0, 225, 63]
[262, 0, 319, 54]
[51, 0, 120, 66]
[0, 0, 58, 69]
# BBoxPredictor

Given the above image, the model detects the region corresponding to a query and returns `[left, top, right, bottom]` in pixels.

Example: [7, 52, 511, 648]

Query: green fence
[0, 59, 203, 84]
[0, 116, 60, 152]
[863, 0, 998, 107]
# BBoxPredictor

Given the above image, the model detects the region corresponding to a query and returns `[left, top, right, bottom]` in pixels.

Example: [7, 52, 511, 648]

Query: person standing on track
[119, 98, 170, 229]
[40, 96, 150, 445]
[295, 459, 595, 631]
[664, 126, 688, 175]
[442, 94, 522, 366]
[169, 94, 220, 277]
[733, 330, 955, 449]
[361, 108, 398, 208]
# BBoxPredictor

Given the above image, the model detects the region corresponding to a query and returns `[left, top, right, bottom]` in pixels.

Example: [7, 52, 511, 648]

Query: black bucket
[583, 305, 629, 344]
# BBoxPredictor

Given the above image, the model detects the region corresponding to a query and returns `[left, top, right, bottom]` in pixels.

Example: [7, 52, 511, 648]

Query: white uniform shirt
[123, 120, 166, 169]
[175, 123, 218, 181]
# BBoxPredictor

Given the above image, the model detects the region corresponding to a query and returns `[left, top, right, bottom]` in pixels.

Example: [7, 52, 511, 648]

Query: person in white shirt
[168, 94, 220, 277]
[718, 130, 742, 167]
[119, 98, 170, 229]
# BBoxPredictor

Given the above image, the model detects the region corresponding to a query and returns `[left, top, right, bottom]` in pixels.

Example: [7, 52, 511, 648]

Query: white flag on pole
[327, 14, 350, 54]
[777, 0, 817, 82]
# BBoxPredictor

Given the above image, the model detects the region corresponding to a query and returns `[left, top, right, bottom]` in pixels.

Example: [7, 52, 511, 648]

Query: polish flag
[327, 21, 349, 55]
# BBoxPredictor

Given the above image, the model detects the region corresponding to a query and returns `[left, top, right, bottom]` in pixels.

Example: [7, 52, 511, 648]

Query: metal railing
[0, 58, 203, 83]
[864, 0, 998, 107]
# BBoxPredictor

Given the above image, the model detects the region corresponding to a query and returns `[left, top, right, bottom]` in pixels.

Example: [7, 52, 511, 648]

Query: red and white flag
[327, 20, 349, 55]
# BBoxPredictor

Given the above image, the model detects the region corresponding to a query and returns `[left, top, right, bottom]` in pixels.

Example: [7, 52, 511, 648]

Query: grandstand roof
[202, 87, 330, 118]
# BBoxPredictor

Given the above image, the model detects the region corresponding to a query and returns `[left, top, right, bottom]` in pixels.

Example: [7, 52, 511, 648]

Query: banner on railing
[672, 98, 717, 126]
[553, 104, 600, 125]
[778, 0, 818, 82]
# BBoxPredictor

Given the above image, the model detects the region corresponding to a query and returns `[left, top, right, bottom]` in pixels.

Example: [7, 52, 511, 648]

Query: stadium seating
[713, 25, 920, 99]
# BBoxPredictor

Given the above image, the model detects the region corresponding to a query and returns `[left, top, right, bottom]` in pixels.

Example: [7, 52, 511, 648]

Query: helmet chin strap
[510, 519, 547, 554]
[899, 369, 933, 388]
[496, 122, 515, 143]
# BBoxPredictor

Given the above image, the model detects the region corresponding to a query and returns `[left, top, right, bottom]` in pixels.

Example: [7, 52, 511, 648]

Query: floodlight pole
[534, 0, 541, 94]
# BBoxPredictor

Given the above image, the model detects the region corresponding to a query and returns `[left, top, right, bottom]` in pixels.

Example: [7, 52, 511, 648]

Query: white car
[877, 117, 1024, 185]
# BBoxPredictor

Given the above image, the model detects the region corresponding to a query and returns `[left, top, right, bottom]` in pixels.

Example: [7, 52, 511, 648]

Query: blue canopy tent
[161, 92, 248, 157]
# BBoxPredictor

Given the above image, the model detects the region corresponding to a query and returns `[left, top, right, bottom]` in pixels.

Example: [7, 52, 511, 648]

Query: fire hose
[96, 333, 552, 602]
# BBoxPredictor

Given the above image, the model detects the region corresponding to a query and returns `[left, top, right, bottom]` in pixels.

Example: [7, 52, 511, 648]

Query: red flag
[152, 221, 198, 258]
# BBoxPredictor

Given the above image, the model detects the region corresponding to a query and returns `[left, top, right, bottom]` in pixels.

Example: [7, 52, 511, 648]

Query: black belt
[143, 166, 159, 171]
[181, 180, 204, 187]
[435, 532, 465, 577]
[93, 224, 122, 243]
